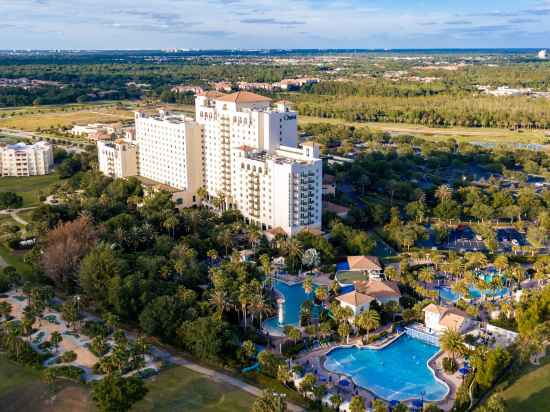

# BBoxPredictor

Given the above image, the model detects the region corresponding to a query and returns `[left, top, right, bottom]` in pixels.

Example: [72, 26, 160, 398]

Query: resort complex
[97, 92, 323, 236]
[2, 48, 550, 412]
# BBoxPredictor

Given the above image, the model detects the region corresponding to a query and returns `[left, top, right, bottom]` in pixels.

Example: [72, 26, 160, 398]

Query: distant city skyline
[2, 0, 550, 50]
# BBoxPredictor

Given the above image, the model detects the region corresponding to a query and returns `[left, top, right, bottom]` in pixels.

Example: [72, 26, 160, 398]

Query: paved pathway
[148, 345, 305, 412]
[0, 207, 37, 227]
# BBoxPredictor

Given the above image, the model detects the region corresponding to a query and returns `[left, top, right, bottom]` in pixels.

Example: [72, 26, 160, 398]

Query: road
[0, 207, 37, 226]
[0, 127, 87, 153]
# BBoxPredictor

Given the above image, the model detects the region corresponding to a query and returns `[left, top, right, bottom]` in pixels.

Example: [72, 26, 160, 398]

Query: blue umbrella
[411, 399, 423, 409]
[339, 379, 350, 387]
[459, 366, 470, 376]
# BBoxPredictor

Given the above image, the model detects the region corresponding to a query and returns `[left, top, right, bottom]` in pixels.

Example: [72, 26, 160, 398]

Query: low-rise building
[0, 141, 53, 176]
[97, 139, 138, 179]
[354, 279, 400, 304]
[323, 201, 349, 218]
[335, 290, 375, 317]
[423, 304, 473, 334]
[346, 256, 383, 277]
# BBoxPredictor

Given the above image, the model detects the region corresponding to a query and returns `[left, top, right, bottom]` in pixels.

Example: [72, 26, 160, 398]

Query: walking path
[0, 206, 37, 227]
[147, 345, 305, 412]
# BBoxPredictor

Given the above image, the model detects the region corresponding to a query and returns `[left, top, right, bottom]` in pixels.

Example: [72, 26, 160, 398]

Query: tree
[299, 373, 316, 394]
[277, 364, 292, 386]
[79, 243, 126, 309]
[355, 309, 380, 343]
[91, 373, 148, 412]
[61, 299, 81, 330]
[209, 288, 229, 321]
[251, 390, 287, 412]
[372, 399, 388, 412]
[286, 326, 301, 344]
[139, 295, 184, 342]
[329, 393, 343, 411]
[349, 395, 366, 412]
[50, 331, 63, 354]
[41, 216, 97, 290]
[439, 328, 465, 362]
[241, 340, 256, 359]
[338, 321, 351, 344]
[284, 239, 304, 273]
[0, 301, 12, 321]
[0, 192, 23, 209]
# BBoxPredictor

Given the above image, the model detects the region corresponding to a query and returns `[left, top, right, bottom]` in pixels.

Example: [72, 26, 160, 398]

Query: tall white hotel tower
[98, 91, 322, 236]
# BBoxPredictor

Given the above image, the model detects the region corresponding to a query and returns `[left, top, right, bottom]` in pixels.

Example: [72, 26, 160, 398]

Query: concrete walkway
[148, 345, 305, 412]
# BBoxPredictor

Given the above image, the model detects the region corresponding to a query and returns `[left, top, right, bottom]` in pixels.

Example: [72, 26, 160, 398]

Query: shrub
[81, 320, 110, 338]
[57, 350, 77, 364]
[442, 357, 458, 374]
[44, 366, 85, 383]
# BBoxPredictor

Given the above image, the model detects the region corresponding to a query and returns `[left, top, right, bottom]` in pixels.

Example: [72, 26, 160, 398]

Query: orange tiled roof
[216, 91, 272, 103]
[336, 290, 375, 307]
[347, 256, 382, 271]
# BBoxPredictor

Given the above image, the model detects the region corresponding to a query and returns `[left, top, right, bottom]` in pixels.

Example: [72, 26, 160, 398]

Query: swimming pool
[324, 335, 448, 402]
[438, 285, 510, 302]
[263, 279, 317, 336]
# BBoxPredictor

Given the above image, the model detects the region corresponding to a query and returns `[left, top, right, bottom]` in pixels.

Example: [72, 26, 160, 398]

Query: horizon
[2, 0, 550, 49]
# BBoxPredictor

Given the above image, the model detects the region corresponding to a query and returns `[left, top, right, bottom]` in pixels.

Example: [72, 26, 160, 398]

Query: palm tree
[286, 326, 301, 344]
[251, 291, 271, 326]
[284, 238, 303, 274]
[277, 364, 292, 387]
[303, 275, 313, 295]
[439, 328, 465, 362]
[355, 309, 380, 343]
[338, 321, 351, 344]
[435, 184, 452, 201]
[314, 286, 328, 305]
[0, 301, 12, 321]
[209, 289, 228, 321]
[196, 186, 208, 205]
[218, 229, 233, 257]
[493, 255, 509, 275]
[248, 227, 261, 254]
[239, 285, 251, 328]
[162, 212, 178, 240]
[418, 266, 435, 286]
[50, 331, 63, 354]
[207, 249, 219, 266]
[330, 394, 343, 411]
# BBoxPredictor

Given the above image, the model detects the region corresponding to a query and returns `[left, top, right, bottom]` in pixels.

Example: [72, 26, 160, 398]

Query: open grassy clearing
[0, 355, 94, 412]
[0, 108, 135, 132]
[133, 366, 256, 412]
[299, 115, 549, 145]
[492, 355, 550, 412]
[0, 173, 61, 207]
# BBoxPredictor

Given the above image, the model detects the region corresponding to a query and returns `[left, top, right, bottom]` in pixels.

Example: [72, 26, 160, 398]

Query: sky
[1, 0, 550, 50]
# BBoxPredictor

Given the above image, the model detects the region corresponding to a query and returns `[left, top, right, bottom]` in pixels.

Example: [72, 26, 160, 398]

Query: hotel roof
[347, 255, 382, 271]
[216, 91, 272, 103]
[354, 279, 401, 298]
[423, 304, 470, 330]
[336, 290, 375, 308]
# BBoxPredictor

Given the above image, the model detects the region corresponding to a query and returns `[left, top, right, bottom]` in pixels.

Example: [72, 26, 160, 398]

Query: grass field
[133, 366, 256, 412]
[0, 355, 94, 412]
[299, 115, 549, 145]
[0, 173, 61, 207]
[495, 356, 550, 412]
[0, 108, 135, 132]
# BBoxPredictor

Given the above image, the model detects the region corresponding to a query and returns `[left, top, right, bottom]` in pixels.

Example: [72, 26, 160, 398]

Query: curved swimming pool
[324, 335, 448, 402]
[263, 279, 318, 336]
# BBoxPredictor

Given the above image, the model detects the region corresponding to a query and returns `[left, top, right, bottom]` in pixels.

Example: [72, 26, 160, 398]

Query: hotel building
[97, 139, 138, 179]
[97, 91, 322, 236]
[0, 141, 54, 177]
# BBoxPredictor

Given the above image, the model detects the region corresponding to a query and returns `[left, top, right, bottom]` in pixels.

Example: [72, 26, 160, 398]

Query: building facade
[97, 91, 322, 236]
[97, 139, 138, 179]
[135, 110, 203, 195]
[0, 141, 54, 177]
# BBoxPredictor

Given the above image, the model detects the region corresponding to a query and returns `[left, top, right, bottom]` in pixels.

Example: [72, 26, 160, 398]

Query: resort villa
[423, 304, 473, 334]
[336, 279, 401, 317]
[337, 255, 383, 278]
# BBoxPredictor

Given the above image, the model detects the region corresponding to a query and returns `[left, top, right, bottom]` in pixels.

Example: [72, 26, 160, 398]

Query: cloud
[444, 20, 472, 25]
[240, 18, 306, 26]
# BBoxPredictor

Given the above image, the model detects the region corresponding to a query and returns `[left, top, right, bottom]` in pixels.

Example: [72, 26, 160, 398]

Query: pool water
[324, 335, 448, 401]
[438, 286, 510, 302]
[263, 279, 318, 336]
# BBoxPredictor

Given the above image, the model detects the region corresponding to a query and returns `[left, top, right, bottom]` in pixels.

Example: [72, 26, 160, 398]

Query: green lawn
[496, 356, 550, 412]
[0, 244, 32, 278]
[0, 173, 60, 207]
[335, 270, 367, 284]
[0, 355, 94, 412]
[133, 366, 256, 412]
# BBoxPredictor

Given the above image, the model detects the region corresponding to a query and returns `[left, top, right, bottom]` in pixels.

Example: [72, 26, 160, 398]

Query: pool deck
[295, 333, 461, 411]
